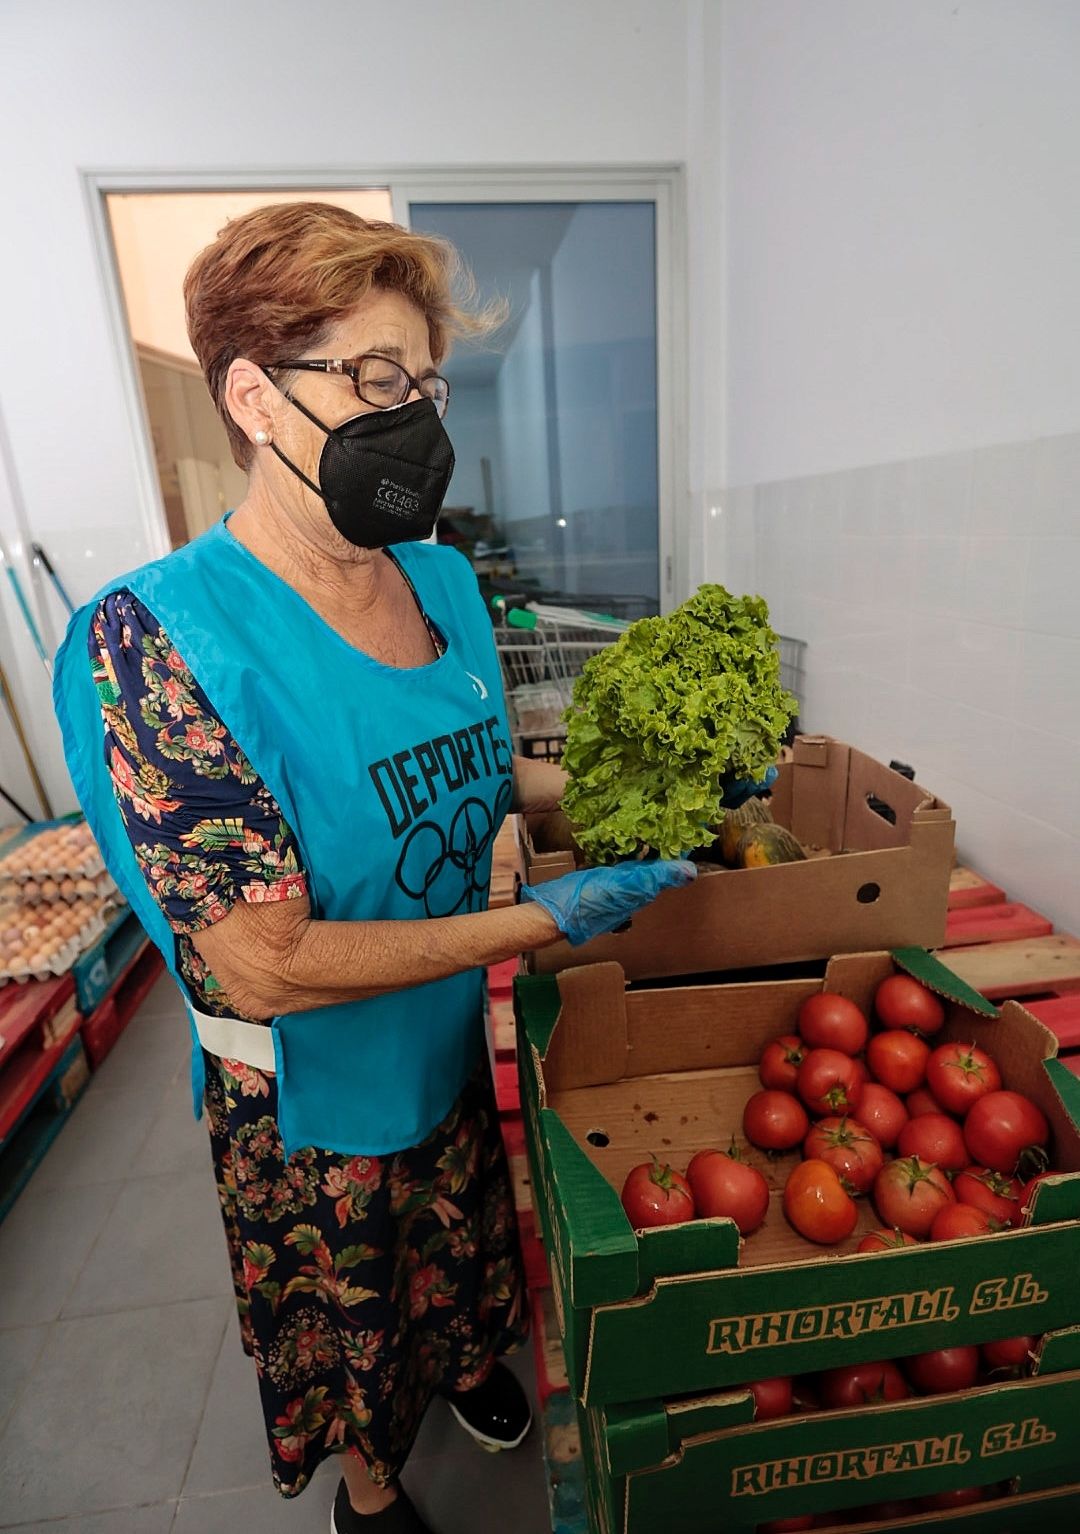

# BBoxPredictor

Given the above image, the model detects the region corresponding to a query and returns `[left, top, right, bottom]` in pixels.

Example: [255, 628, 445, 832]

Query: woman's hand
[519, 859, 697, 946]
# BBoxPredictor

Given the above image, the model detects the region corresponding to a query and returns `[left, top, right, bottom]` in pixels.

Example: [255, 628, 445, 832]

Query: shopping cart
[491, 599, 629, 760]
[777, 634, 807, 743]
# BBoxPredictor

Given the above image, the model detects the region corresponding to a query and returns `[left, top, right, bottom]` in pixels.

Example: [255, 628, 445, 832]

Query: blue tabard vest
[53, 516, 513, 1158]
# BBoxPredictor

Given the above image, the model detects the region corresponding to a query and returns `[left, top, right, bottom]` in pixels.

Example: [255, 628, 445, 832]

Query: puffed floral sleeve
[88, 587, 308, 1016]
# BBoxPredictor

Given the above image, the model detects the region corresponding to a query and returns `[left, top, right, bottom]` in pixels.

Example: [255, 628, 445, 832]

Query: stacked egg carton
[0, 821, 124, 985]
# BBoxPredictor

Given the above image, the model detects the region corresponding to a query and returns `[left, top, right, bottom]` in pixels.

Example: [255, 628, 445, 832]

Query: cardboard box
[582, 1333, 1080, 1533]
[524, 738, 955, 978]
[516, 948, 1080, 1409]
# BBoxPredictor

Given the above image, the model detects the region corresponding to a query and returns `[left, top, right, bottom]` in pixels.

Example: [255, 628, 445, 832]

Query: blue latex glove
[520, 859, 697, 947]
[719, 765, 779, 810]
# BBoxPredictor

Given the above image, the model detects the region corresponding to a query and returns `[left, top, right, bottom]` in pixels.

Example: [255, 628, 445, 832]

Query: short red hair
[184, 201, 500, 468]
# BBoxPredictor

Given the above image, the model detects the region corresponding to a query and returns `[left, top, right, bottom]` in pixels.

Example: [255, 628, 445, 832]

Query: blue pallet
[0, 1035, 89, 1224]
[541, 1391, 588, 1534]
[71, 906, 147, 1015]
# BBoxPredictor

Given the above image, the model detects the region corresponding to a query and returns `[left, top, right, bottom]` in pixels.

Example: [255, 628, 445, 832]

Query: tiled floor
[0, 976, 553, 1533]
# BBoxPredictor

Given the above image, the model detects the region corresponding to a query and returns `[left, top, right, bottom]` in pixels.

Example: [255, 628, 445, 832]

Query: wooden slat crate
[941, 934, 1080, 1002]
[532, 1283, 570, 1408]
[944, 901, 1055, 948]
[948, 866, 1007, 910]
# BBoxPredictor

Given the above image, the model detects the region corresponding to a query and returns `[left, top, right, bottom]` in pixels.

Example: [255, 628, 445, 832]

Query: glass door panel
[409, 201, 659, 618]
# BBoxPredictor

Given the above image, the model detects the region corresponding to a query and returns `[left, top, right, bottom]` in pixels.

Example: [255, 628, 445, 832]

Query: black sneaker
[331, 1478, 434, 1533]
[445, 1361, 533, 1452]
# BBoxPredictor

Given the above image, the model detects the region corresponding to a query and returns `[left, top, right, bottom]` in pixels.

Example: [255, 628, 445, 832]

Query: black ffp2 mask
[271, 393, 455, 549]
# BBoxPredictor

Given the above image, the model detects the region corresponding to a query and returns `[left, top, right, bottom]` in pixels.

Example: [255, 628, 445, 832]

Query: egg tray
[0, 902, 121, 987]
[0, 891, 118, 927]
[0, 816, 107, 885]
[0, 872, 118, 906]
[0, 853, 107, 883]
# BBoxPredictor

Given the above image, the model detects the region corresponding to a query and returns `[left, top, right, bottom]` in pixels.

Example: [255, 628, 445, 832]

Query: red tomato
[620, 1160, 695, 1228]
[686, 1146, 770, 1235]
[874, 1155, 955, 1237]
[743, 1090, 810, 1152]
[930, 1202, 994, 1241]
[874, 973, 946, 1035]
[906, 1085, 946, 1118]
[797, 1049, 864, 1117]
[903, 1345, 980, 1394]
[797, 992, 869, 1056]
[954, 1165, 1023, 1227]
[867, 1030, 929, 1094]
[918, 1486, 988, 1510]
[759, 1033, 806, 1092]
[819, 1360, 909, 1408]
[925, 1041, 1002, 1115]
[803, 1116, 883, 1194]
[743, 1375, 793, 1421]
[1020, 1170, 1056, 1221]
[897, 1112, 969, 1173]
[981, 1335, 1038, 1373]
[784, 1159, 858, 1244]
[857, 1226, 920, 1252]
[855, 1082, 908, 1148]
[964, 1091, 1050, 1177]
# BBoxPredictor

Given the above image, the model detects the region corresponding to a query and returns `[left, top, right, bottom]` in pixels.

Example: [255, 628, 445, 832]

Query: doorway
[95, 171, 682, 606]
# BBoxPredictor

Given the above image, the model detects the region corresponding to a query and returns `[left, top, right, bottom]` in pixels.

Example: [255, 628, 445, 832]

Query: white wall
[698, 0, 1080, 935]
[0, 0, 690, 818]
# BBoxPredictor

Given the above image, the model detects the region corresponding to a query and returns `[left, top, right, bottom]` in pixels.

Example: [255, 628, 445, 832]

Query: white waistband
[189, 1007, 277, 1072]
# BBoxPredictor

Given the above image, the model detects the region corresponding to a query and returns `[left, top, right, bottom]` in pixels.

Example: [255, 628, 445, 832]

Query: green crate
[516, 948, 1080, 1410]
[579, 1329, 1080, 1532]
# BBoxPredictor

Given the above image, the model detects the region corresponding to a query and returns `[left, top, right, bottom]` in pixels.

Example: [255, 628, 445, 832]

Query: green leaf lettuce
[560, 586, 798, 863]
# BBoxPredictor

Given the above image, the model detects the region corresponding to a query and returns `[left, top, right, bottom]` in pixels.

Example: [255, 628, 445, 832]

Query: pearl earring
[255, 430, 270, 446]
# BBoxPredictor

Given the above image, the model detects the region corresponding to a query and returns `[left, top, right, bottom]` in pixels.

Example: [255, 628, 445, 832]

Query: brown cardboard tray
[516, 949, 1080, 1409]
[525, 737, 955, 979]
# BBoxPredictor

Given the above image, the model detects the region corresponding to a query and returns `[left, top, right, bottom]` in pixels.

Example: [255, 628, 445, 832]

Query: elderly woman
[53, 203, 696, 1532]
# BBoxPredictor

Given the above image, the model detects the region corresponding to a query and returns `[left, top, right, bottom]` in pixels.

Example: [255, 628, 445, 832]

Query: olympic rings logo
[393, 780, 513, 917]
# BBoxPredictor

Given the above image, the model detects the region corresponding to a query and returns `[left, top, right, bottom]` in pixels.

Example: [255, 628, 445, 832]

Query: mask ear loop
[263, 374, 330, 501]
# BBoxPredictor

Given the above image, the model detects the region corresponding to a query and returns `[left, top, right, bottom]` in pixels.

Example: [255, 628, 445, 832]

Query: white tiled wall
[709, 432, 1080, 934]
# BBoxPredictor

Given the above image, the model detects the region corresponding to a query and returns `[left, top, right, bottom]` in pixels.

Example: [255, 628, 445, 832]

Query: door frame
[83, 165, 687, 606]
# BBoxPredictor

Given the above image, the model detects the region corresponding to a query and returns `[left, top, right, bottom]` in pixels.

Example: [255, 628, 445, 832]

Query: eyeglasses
[269, 353, 451, 418]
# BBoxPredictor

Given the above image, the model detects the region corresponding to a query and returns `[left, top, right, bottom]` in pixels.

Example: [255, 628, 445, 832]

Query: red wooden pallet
[501, 1116, 534, 1218]
[488, 995, 517, 1062]
[943, 901, 1054, 948]
[531, 1283, 569, 1408]
[522, 1229, 550, 1293]
[0, 975, 79, 1144]
[942, 935, 1080, 1003]
[1026, 996, 1080, 1051]
[487, 958, 519, 1000]
[0, 974, 75, 1068]
[948, 867, 1007, 911]
[495, 1058, 521, 1119]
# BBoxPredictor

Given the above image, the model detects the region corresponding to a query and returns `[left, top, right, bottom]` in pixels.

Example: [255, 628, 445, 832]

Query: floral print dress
[89, 587, 527, 1499]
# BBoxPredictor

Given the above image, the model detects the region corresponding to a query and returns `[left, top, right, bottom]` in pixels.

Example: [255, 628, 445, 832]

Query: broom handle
[0, 654, 53, 819]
